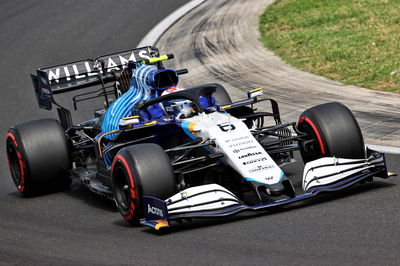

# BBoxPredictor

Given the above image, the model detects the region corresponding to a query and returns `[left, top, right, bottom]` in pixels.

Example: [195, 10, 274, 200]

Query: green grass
[259, 0, 400, 93]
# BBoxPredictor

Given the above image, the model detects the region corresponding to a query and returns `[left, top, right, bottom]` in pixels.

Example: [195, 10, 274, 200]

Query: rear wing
[31, 46, 159, 110]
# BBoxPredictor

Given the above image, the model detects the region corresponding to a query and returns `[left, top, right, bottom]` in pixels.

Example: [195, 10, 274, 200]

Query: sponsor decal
[265, 176, 273, 181]
[249, 165, 274, 173]
[232, 136, 249, 141]
[148, 204, 163, 217]
[228, 140, 253, 148]
[218, 123, 236, 132]
[46, 49, 151, 83]
[238, 152, 262, 159]
[47, 60, 100, 83]
[225, 136, 249, 142]
[243, 157, 268, 165]
[232, 145, 257, 153]
[225, 136, 249, 143]
[36, 87, 51, 100]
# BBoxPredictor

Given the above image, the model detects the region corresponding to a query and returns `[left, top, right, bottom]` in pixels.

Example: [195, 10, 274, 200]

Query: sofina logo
[249, 165, 274, 173]
[148, 204, 163, 217]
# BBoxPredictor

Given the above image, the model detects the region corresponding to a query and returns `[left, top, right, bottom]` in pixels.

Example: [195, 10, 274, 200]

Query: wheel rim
[113, 165, 132, 212]
[6, 136, 25, 192]
[298, 121, 324, 162]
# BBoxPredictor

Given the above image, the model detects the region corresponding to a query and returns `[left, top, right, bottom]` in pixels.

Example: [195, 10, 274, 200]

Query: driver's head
[161, 86, 194, 118]
[161, 86, 185, 95]
[164, 99, 193, 118]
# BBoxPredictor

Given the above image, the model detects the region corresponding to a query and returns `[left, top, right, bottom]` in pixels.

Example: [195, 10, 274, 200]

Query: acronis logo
[148, 204, 163, 217]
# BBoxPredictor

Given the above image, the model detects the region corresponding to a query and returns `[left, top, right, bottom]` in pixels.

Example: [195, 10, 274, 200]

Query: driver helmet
[162, 86, 193, 118]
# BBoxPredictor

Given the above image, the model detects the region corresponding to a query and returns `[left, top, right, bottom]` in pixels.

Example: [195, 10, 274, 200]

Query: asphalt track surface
[158, 0, 400, 148]
[0, 1, 399, 265]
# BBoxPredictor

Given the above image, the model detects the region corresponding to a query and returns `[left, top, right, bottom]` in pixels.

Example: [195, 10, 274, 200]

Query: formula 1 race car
[6, 46, 396, 230]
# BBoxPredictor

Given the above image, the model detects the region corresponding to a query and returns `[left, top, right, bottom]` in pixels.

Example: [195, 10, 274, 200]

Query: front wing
[141, 151, 395, 230]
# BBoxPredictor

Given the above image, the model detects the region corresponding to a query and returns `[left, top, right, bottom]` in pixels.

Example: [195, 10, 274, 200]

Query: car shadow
[63, 178, 117, 212]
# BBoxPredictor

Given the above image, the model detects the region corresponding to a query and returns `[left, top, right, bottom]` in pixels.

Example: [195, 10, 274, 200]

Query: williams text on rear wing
[31, 46, 159, 110]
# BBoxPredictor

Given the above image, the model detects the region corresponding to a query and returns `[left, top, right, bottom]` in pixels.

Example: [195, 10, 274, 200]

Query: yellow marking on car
[154, 220, 169, 230]
[97, 130, 120, 158]
[221, 105, 231, 110]
[122, 116, 139, 120]
[144, 121, 157, 126]
[250, 87, 263, 93]
[141, 54, 173, 64]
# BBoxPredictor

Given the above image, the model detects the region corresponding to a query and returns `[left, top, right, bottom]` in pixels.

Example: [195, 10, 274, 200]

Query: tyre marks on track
[157, 0, 400, 147]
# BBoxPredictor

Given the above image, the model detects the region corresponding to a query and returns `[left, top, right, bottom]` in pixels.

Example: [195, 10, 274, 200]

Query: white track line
[137, 0, 400, 155]
[137, 0, 206, 47]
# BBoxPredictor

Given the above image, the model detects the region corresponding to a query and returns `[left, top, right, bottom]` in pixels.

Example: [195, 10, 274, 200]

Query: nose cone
[265, 182, 286, 196]
[264, 175, 295, 197]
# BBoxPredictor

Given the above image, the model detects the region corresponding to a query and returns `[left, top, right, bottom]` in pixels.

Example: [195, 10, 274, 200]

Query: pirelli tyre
[6, 119, 72, 196]
[297, 102, 365, 163]
[111, 143, 176, 225]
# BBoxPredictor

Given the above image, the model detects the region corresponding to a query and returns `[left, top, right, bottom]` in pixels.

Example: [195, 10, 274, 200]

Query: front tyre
[111, 144, 175, 225]
[298, 102, 365, 163]
[6, 119, 71, 196]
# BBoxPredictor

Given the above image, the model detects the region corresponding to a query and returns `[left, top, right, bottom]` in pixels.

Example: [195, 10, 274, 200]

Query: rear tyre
[6, 119, 71, 196]
[111, 143, 175, 225]
[298, 102, 365, 163]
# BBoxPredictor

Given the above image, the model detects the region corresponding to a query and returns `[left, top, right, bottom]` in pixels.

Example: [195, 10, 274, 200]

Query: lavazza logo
[148, 204, 163, 217]
[238, 151, 262, 159]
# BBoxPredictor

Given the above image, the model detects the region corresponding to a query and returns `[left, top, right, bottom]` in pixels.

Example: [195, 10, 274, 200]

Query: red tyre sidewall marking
[298, 117, 326, 155]
[112, 155, 138, 221]
[6, 133, 25, 192]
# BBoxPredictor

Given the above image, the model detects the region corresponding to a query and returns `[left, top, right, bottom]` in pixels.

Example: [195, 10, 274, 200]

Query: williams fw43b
[6, 46, 396, 230]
